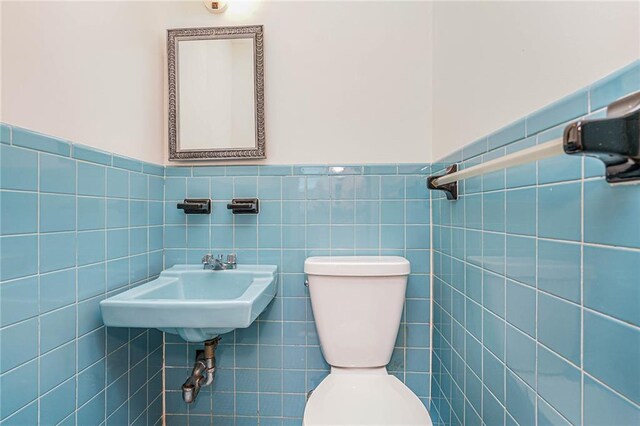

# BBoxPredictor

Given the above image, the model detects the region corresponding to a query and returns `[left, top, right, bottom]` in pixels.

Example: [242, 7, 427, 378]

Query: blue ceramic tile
[257, 176, 282, 200]
[40, 378, 76, 425]
[0, 276, 38, 327]
[0, 191, 38, 235]
[282, 176, 306, 200]
[537, 397, 571, 426]
[483, 386, 505, 426]
[226, 165, 259, 176]
[462, 138, 487, 160]
[537, 344, 581, 425]
[505, 370, 536, 426]
[131, 228, 149, 255]
[505, 187, 536, 236]
[463, 157, 483, 195]
[483, 311, 505, 361]
[465, 194, 482, 229]
[234, 176, 257, 199]
[537, 125, 582, 184]
[40, 154, 75, 194]
[537, 182, 581, 241]
[406, 200, 429, 224]
[537, 240, 581, 303]
[130, 200, 148, 227]
[527, 89, 588, 135]
[77, 392, 106, 426]
[0, 359, 38, 420]
[165, 177, 186, 201]
[77, 162, 106, 196]
[77, 295, 103, 336]
[538, 293, 581, 365]
[0, 318, 38, 373]
[488, 119, 526, 150]
[13, 128, 70, 156]
[107, 229, 129, 260]
[0, 235, 38, 280]
[129, 172, 148, 199]
[405, 175, 428, 200]
[505, 137, 536, 189]
[112, 155, 142, 172]
[39, 269, 75, 314]
[506, 325, 536, 388]
[483, 348, 504, 403]
[482, 232, 504, 275]
[77, 230, 105, 266]
[106, 167, 129, 198]
[40, 194, 75, 232]
[584, 178, 640, 248]
[361, 164, 397, 175]
[482, 149, 506, 192]
[165, 166, 192, 177]
[482, 191, 505, 232]
[0, 145, 38, 191]
[0, 123, 10, 144]
[465, 300, 480, 339]
[590, 60, 640, 110]
[72, 144, 112, 166]
[400, 164, 429, 175]
[106, 258, 129, 291]
[143, 162, 164, 176]
[466, 265, 482, 304]
[584, 246, 639, 326]
[259, 165, 293, 176]
[483, 271, 505, 318]
[354, 200, 378, 224]
[149, 176, 164, 201]
[106, 199, 128, 228]
[505, 276, 535, 337]
[505, 236, 535, 287]
[381, 176, 405, 199]
[0, 401, 38, 425]
[39, 232, 75, 273]
[584, 311, 639, 403]
[78, 263, 106, 300]
[583, 375, 640, 425]
[40, 341, 76, 393]
[40, 305, 76, 354]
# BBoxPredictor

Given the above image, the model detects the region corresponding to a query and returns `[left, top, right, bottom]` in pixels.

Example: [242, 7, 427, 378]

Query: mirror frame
[167, 25, 265, 160]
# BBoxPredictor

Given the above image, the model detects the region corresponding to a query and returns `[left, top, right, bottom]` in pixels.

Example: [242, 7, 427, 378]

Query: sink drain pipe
[182, 337, 220, 403]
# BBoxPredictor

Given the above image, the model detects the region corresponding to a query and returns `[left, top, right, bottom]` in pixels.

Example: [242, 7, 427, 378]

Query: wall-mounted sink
[100, 264, 278, 342]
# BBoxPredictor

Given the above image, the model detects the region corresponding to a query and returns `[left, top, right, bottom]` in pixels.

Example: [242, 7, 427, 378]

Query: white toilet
[303, 256, 433, 426]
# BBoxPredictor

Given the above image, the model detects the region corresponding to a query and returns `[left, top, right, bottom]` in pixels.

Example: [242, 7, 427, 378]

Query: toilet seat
[303, 369, 432, 426]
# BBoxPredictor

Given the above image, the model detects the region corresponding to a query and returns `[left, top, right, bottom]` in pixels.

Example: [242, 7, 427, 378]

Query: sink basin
[100, 264, 278, 342]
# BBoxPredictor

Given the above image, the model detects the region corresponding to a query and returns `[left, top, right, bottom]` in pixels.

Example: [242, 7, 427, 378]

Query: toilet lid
[303, 373, 432, 426]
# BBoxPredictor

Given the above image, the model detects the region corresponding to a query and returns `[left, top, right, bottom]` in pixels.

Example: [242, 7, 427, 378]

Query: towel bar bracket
[427, 164, 458, 201]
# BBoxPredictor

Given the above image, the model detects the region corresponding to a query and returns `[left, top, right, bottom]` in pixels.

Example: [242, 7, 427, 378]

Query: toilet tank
[304, 256, 411, 368]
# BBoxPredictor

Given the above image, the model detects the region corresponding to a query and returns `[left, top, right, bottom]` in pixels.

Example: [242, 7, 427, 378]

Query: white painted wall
[3, 1, 638, 164]
[0, 1, 433, 165]
[432, 0, 640, 160]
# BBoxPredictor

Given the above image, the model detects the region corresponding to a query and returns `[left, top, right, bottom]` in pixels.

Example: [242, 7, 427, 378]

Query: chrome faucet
[202, 253, 237, 270]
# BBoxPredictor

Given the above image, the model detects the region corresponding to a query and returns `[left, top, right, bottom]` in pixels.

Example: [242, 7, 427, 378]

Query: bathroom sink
[100, 264, 278, 342]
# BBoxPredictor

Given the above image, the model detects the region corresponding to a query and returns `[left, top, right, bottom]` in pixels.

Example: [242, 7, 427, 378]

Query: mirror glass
[168, 26, 265, 160]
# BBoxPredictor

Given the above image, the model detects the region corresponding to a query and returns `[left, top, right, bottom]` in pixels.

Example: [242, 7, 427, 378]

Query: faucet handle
[202, 254, 213, 264]
[226, 254, 237, 264]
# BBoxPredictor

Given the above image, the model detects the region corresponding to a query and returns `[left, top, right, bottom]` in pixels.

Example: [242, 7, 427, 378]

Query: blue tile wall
[163, 164, 432, 425]
[429, 59, 640, 426]
[0, 125, 164, 426]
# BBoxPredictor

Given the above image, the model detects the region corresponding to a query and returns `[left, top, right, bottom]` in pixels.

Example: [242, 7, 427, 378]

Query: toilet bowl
[303, 256, 432, 426]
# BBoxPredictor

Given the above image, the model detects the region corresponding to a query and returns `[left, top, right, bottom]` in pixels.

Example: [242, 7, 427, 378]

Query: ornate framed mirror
[167, 25, 265, 160]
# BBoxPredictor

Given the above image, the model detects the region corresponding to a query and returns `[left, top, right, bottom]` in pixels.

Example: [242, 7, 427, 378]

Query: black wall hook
[227, 198, 259, 214]
[177, 199, 211, 214]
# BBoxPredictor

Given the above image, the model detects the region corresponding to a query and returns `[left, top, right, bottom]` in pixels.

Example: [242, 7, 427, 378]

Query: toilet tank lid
[304, 256, 410, 276]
